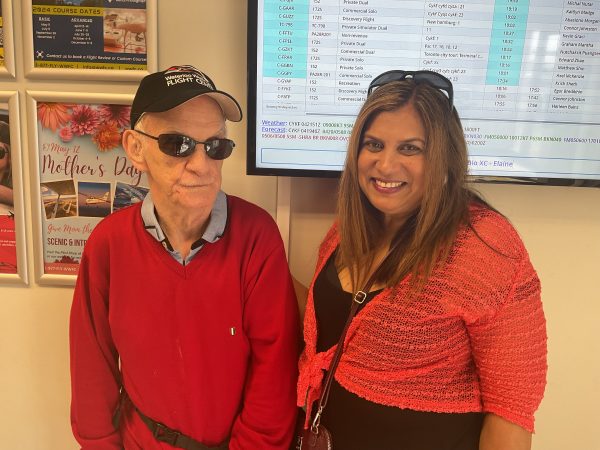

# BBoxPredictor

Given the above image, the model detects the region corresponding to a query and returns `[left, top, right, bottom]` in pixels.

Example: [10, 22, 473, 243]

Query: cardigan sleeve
[228, 225, 300, 450]
[467, 254, 547, 432]
[70, 229, 123, 449]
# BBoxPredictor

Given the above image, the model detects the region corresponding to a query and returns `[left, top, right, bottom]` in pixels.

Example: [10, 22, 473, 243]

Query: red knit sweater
[70, 196, 299, 449]
[298, 205, 547, 432]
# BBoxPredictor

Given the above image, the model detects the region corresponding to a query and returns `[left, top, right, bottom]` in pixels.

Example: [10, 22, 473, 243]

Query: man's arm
[228, 239, 300, 450]
[480, 413, 532, 450]
[70, 235, 123, 449]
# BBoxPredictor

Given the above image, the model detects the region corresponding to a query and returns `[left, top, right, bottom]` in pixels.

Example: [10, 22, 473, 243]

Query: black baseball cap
[130, 65, 242, 128]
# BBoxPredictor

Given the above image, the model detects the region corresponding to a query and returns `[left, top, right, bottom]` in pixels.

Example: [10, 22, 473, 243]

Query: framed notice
[0, 0, 16, 78]
[27, 91, 149, 285]
[0, 92, 27, 285]
[24, 0, 157, 81]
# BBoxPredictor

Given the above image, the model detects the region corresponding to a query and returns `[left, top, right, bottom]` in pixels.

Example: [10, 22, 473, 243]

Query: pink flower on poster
[59, 127, 73, 143]
[93, 122, 122, 152]
[97, 105, 131, 129]
[37, 103, 130, 153]
[37, 103, 72, 132]
[70, 105, 100, 136]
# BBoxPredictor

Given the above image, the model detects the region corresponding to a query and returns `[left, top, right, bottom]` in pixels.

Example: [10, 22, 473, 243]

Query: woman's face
[357, 104, 427, 231]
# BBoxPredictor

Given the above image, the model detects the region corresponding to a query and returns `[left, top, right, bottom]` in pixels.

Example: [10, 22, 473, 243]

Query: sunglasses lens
[0, 148, 5, 159]
[155, 134, 234, 160]
[157, 134, 196, 157]
[206, 139, 235, 160]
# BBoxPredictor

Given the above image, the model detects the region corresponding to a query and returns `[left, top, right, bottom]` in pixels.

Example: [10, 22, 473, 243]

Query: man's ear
[122, 130, 148, 172]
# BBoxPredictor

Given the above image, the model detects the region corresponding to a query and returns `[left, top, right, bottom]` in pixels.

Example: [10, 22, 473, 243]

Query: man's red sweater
[70, 196, 299, 449]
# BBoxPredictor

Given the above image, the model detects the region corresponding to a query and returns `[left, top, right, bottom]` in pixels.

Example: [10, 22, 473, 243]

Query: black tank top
[313, 252, 483, 450]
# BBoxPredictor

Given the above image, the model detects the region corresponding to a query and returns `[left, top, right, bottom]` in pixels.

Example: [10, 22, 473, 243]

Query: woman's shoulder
[462, 202, 527, 260]
[317, 222, 340, 259]
[437, 203, 538, 315]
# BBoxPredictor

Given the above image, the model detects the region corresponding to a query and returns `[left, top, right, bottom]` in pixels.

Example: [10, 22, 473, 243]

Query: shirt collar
[141, 190, 227, 264]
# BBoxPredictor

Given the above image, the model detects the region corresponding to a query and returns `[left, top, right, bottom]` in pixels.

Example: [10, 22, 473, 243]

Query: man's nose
[185, 143, 210, 171]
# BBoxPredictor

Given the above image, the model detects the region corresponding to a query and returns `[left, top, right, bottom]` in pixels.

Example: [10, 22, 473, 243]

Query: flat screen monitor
[247, 0, 600, 187]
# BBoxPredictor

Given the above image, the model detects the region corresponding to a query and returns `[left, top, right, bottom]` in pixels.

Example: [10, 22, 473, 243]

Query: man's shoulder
[226, 195, 277, 227]
[87, 203, 141, 244]
[224, 195, 284, 250]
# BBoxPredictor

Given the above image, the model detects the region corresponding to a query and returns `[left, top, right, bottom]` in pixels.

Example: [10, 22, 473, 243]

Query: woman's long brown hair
[336, 80, 486, 291]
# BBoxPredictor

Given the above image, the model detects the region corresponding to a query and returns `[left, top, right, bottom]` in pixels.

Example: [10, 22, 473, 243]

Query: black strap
[309, 241, 400, 434]
[113, 390, 228, 450]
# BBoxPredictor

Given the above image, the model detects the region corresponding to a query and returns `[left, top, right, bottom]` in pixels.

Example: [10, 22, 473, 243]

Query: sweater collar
[140, 190, 227, 265]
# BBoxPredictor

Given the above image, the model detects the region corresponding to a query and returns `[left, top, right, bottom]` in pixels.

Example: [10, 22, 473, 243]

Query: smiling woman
[357, 104, 427, 233]
[295, 71, 547, 450]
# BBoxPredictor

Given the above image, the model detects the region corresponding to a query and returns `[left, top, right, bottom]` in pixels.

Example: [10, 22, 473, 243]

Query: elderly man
[70, 66, 299, 450]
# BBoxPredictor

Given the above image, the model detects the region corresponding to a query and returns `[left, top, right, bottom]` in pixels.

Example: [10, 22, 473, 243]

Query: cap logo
[163, 65, 214, 89]
[165, 65, 198, 73]
[130, 65, 241, 126]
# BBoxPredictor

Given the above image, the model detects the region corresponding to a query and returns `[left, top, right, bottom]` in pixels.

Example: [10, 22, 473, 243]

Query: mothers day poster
[37, 101, 148, 275]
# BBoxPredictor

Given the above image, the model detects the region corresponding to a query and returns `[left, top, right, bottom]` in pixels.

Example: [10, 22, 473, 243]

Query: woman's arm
[480, 413, 532, 450]
[467, 254, 547, 433]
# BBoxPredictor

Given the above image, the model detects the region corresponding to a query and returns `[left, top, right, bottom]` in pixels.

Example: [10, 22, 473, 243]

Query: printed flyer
[0, 106, 15, 274]
[36, 101, 148, 275]
[32, 0, 148, 70]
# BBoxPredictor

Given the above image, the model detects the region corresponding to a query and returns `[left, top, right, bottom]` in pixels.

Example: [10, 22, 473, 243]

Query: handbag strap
[309, 241, 400, 434]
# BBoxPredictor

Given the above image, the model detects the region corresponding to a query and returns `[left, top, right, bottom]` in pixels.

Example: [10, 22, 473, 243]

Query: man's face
[132, 96, 226, 215]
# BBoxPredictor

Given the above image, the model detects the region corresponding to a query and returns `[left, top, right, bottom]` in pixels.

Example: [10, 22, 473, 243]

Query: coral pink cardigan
[298, 205, 547, 432]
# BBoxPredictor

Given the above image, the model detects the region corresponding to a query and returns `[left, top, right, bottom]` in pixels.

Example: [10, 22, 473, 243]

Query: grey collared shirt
[140, 190, 227, 265]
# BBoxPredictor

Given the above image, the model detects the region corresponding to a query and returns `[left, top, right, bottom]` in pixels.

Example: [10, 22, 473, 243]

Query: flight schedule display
[251, 0, 600, 183]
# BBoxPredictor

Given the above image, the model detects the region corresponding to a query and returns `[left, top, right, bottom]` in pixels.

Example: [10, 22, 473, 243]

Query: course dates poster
[36, 101, 148, 275]
[32, 0, 148, 70]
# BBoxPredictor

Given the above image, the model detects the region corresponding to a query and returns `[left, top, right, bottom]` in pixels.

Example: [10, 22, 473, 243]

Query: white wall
[0, 1, 599, 449]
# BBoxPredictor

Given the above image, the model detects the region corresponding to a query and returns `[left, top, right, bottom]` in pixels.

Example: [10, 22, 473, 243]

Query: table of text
[262, 0, 600, 123]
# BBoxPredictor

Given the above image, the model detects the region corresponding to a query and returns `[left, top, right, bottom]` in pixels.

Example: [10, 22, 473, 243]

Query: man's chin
[173, 190, 217, 208]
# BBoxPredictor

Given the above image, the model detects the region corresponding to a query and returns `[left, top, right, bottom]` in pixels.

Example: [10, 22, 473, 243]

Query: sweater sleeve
[228, 231, 300, 450]
[467, 254, 547, 432]
[70, 229, 123, 449]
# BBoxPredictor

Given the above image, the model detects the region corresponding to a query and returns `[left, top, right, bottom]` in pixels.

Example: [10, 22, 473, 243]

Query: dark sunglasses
[0, 147, 7, 159]
[134, 130, 235, 160]
[367, 70, 454, 110]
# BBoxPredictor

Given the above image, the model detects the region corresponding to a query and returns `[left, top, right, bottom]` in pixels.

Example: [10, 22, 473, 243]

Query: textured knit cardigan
[297, 205, 547, 432]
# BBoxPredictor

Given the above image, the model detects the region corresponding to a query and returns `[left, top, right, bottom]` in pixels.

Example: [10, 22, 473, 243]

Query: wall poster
[24, 0, 157, 80]
[0, 0, 16, 78]
[0, 92, 27, 285]
[28, 92, 149, 285]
